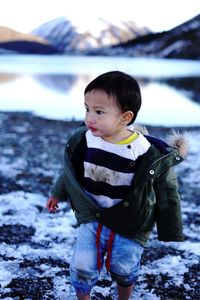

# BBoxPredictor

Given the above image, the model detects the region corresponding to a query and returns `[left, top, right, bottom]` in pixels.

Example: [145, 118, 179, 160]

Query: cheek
[102, 119, 118, 131]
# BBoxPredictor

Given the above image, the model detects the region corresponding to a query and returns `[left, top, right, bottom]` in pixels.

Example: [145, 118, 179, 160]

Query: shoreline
[1, 110, 200, 131]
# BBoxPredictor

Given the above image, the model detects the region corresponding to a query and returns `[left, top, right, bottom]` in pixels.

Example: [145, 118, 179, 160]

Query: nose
[85, 111, 96, 125]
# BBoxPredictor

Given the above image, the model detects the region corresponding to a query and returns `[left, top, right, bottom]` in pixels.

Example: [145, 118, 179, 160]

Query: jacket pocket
[97, 199, 151, 236]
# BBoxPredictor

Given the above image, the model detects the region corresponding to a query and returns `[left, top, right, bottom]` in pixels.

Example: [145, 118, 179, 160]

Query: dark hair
[84, 71, 141, 124]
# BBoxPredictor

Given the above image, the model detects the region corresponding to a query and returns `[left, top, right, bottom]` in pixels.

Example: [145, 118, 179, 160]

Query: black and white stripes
[82, 130, 150, 208]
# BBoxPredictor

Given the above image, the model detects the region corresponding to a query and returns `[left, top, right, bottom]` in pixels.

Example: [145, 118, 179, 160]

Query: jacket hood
[132, 125, 189, 159]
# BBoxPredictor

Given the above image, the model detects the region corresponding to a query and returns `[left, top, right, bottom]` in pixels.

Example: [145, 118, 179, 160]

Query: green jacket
[51, 126, 188, 246]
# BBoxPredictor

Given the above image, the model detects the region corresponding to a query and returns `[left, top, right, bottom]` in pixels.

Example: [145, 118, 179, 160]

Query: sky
[0, 0, 200, 33]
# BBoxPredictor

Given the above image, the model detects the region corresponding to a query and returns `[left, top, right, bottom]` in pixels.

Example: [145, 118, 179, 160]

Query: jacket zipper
[148, 152, 174, 172]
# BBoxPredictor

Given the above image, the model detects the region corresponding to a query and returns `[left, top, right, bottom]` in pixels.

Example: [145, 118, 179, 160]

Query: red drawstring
[106, 230, 115, 271]
[96, 223, 103, 273]
[96, 223, 115, 272]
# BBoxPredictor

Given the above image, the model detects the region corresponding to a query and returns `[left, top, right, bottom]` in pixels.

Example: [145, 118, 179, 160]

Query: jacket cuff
[158, 235, 184, 242]
[51, 192, 68, 202]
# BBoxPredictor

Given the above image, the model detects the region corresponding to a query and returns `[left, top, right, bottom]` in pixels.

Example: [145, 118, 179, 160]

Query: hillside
[87, 14, 200, 59]
[0, 26, 59, 54]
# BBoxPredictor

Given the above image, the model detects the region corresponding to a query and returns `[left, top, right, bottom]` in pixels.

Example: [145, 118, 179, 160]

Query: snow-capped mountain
[32, 17, 150, 52]
[1, 14, 199, 58]
[88, 14, 200, 59]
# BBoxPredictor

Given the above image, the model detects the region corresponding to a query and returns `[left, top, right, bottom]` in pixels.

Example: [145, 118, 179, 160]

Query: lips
[89, 126, 97, 132]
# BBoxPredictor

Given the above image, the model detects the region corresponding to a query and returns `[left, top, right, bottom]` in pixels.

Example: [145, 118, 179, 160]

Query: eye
[96, 110, 104, 115]
[85, 106, 89, 112]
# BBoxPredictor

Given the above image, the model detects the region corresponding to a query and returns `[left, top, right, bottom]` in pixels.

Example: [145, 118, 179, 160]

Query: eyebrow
[84, 103, 105, 110]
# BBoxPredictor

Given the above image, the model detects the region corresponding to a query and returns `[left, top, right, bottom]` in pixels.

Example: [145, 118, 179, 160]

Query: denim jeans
[69, 221, 143, 294]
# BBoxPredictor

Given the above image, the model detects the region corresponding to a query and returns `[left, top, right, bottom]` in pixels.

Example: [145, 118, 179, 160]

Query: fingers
[46, 197, 59, 213]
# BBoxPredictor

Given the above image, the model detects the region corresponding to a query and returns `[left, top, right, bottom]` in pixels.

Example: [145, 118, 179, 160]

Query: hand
[46, 196, 59, 213]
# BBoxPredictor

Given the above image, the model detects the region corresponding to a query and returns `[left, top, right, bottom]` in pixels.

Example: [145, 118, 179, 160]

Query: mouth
[88, 126, 97, 133]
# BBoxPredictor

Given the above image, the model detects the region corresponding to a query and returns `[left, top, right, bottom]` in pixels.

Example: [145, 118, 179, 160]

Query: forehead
[84, 89, 116, 107]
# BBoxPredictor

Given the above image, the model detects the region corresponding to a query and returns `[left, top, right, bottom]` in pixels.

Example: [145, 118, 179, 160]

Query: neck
[102, 128, 133, 144]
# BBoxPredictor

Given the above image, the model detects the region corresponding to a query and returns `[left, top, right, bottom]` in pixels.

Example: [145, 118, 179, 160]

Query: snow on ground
[0, 112, 199, 299]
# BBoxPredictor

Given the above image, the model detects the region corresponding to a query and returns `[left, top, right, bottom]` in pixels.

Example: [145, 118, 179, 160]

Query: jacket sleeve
[154, 167, 184, 242]
[50, 169, 69, 201]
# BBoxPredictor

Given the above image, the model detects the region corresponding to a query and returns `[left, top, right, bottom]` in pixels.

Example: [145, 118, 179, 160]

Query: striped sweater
[82, 130, 150, 208]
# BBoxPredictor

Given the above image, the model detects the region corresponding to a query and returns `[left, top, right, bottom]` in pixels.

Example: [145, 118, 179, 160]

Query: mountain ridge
[0, 14, 199, 59]
[31, 17, 150, 52]
[85, 14, 200, 59]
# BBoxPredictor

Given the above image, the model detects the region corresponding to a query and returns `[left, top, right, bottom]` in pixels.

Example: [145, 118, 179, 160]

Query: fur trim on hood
[131, 125, 189, 159]
[131, 124, 149, 135]
[167, 130, 189, 159]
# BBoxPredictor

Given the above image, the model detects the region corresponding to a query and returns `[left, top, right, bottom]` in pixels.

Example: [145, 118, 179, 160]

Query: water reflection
[0, 73, 18, 83]
[162, 77, 200, 104]
[34, 74, 200, 107]
[0, 72, 199, 126]
[34, 74, 77, 94]
[138, 81, 200, 126]
[34, 74, 150, 93]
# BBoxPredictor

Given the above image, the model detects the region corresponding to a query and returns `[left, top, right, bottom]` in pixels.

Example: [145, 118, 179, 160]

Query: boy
[46, 71, 187, 300]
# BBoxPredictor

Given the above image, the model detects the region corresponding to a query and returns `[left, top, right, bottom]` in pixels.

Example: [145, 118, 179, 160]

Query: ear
[121, 111, 134, 125]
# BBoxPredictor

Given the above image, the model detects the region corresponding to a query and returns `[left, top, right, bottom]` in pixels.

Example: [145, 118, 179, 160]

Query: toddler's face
[84, 89, 127, 143]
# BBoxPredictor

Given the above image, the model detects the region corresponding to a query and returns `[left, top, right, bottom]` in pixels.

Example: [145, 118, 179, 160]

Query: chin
[91, 131, 100, 136]
[90, 130, 102, 137]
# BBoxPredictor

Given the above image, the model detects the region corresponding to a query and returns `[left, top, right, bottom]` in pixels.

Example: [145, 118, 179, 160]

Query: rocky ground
[0, 112, 199, 300]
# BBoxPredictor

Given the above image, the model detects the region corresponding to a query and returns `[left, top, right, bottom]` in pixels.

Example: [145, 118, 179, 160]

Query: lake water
[0, 55, 200, 127]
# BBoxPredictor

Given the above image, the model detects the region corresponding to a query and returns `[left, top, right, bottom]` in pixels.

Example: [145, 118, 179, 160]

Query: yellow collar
[117, 132, 139, 145]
